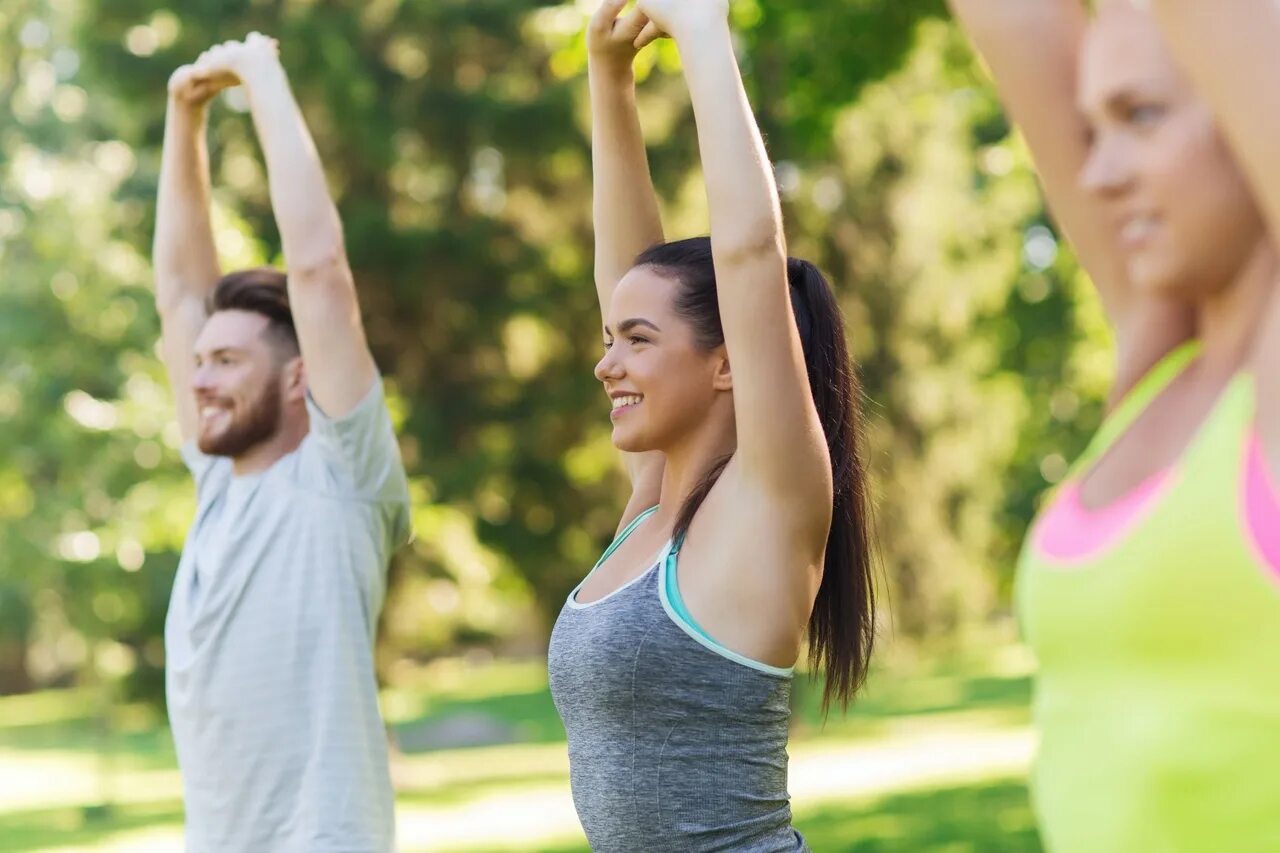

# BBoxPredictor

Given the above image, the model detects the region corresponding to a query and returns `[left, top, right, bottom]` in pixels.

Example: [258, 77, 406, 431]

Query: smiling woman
[950, 0, 1280, 849]
[594, 264, 729, 457]
[545, 1, 876, 850]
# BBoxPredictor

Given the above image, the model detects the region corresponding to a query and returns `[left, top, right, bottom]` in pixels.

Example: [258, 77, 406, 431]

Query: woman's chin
[1128, 254, 1212, 301]
[611, 426, 651, 454]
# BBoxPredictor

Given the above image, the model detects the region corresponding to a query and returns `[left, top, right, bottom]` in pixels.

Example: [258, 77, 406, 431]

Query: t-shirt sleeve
[180, 440, 230, 498]
[304, 377, 410, 512]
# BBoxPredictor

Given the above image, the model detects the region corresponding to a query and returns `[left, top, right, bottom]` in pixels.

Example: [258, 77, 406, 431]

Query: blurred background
[0, 0, 1116, 849]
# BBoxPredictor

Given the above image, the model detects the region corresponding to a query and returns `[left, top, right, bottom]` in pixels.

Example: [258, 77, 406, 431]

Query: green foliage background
[1, 0, 1112, 701]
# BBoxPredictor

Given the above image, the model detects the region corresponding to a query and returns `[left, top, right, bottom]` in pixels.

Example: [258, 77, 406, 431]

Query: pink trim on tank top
[1034, 469, 1177, 565]
[1243, 430, 1280, 581]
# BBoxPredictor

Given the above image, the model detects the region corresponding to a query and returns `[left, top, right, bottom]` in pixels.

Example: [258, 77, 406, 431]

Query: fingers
[194, 34, 265, 67]
[169, 62, 214, 98]
[168, 64, 199, 102]
[168, 63, 197, 91]
[193, 41, 242, 76]
[193, 42, 229, 70]
[170, 32, 279, 104]
[186, 77, 215, 103]
[189, 45, 240, 91]
[180, 32, 278, 98]
[633, 20, 666, 50]
[244, 30, 280, 54]
[614, 9, 651, 44]
[203, 39, 240, 65]
[168, 68, 223, 111]
[591, 0, 631, 34]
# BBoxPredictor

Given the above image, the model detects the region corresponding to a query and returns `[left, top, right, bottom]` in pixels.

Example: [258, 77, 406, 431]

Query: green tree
[1, 0, 189, 698]
[64, 0, 950, 675]
[4, 0, 1114, 705]
[783, 21, 1111, 640]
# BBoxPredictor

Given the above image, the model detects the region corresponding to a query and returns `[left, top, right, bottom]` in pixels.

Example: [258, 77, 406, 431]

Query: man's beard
[197, 377, 283, 458]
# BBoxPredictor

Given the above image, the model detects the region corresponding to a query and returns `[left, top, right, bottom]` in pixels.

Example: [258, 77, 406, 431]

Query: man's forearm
[153, 101, 221, 313]
[241, 63, 346, 277]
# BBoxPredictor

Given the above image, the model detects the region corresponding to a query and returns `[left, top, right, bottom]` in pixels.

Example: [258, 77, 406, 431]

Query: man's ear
[283, 355, 307, 403]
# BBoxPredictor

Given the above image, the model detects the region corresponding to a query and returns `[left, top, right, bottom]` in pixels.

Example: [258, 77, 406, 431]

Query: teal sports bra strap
[597, 505, 660, 567]
[569, 505, 661, 606]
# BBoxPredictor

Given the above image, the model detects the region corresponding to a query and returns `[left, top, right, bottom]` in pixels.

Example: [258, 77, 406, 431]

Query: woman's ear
[712, 346, 733, 391]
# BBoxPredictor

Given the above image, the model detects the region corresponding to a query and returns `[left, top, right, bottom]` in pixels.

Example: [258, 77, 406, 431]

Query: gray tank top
[548, 508, 809, 852]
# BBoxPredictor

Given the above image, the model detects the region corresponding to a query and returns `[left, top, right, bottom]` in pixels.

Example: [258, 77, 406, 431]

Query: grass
[796, 780, 1039, 852]
[529, 781, 1039, 853]
[0, 648, 1042, 852]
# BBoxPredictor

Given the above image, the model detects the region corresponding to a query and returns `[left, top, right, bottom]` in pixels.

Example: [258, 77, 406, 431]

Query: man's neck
[231, 417, 309, 476]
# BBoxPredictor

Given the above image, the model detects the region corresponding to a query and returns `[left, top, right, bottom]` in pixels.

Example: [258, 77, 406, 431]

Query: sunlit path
[0, 719, 1032, 851]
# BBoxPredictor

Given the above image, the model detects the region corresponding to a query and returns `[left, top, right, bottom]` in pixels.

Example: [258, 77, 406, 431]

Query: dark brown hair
[207, 267, 299, 357]
[635, 236, 876, 711]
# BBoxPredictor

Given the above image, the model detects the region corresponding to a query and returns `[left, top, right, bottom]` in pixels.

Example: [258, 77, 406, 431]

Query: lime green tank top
[1017, 342, 1280, 852]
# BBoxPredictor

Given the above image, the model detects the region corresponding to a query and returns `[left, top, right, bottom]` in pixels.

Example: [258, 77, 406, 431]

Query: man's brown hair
[207, 267, 299, 357]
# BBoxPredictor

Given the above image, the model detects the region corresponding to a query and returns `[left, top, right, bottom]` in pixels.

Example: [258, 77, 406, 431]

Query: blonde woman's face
[1077, 3, 1268, 298]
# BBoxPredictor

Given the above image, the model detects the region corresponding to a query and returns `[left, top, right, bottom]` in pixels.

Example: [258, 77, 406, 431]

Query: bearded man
[152, 33, 409, 852]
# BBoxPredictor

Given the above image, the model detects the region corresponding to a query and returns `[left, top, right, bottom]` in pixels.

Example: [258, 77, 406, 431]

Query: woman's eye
[1128, 103, 1164, 126]
[602, 340, 613, 352]
[628, 336, 649, 346]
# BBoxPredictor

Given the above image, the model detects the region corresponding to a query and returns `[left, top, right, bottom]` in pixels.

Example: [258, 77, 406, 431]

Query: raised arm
[949, 0, 1192, 399]
[948, 2, 1124, 301]
[1148, 1, 1280, 250]
[153, 66, 225, 443]
[587, 1, 667, 507]
[588, 0, 664, 314]
[637, 0, 832, 534]
[192, 35, 377, 418]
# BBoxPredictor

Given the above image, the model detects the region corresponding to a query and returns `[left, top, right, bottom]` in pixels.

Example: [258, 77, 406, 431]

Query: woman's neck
[1195, 240, 1280, 373]
[655, 411, 738, 527]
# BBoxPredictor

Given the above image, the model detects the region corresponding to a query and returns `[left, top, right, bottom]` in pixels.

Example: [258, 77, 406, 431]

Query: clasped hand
[167, 32, 280, 109]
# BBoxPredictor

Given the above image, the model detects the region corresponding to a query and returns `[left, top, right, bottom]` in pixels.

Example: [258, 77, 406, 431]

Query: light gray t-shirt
[166, 379, 410, 853]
